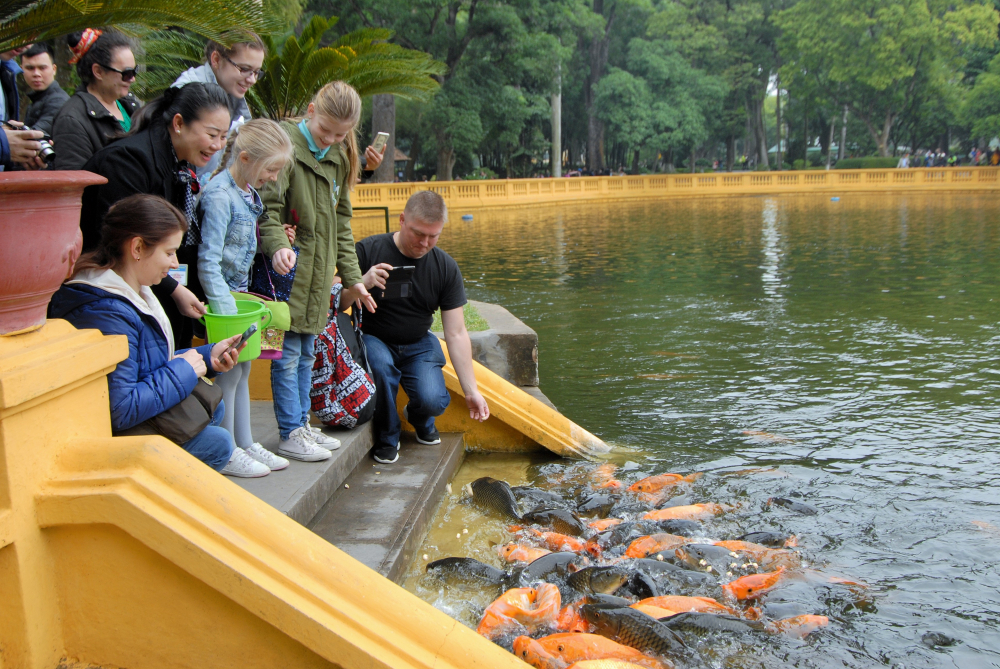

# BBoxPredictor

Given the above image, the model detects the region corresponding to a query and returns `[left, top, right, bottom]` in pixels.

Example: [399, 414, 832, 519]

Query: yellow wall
[0, 321, 527, 669]
[351, 167, 1000, 217]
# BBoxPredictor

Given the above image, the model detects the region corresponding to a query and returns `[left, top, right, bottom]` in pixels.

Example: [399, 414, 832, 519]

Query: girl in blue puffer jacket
[48, 194, 244, 471]
[197, 119, 294, 477]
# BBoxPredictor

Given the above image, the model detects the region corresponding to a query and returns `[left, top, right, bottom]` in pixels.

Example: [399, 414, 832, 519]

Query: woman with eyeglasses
[172, 33, 266, 180]
[51, 29, 140, 170]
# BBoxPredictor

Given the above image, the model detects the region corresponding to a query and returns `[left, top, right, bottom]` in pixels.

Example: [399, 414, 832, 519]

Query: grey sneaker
[245, 442, 289, 471]
[222, 447, 271, 478]
[306, 424, 342, 450]
[278, 426, 332, 462]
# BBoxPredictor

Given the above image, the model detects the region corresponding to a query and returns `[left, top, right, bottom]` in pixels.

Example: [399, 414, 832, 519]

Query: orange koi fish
[722, 566, 787, 601]
[589, 518, 624, 531]
[528, 528, 590, 554]
[642, 503, 729, 522]
[477, 583, 561, 639]
[713, 540, 802, 570]
[629, 603, 678, 619]
[556, 604, 591, 633]
[635, 596, 741, 617]
[627, 473, 702, 493]
[532, 633, 673, 669]
[499, 542, 552, 563]
[625, 534, 690, 559]
[513, 636, 567, 669]
[767, 614, 829, 638]
[567, 661, 654, 669]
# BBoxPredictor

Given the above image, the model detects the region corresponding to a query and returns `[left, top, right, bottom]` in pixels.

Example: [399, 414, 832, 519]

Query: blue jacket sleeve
[70, 305, 199, 431]
[0, 128, 10, 168]
[197, 188, 239, 315]
[177, 343, 218, 378]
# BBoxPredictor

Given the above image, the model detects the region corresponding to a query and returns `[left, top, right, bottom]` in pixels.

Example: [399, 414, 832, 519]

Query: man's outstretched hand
[466, 390, 489, 422]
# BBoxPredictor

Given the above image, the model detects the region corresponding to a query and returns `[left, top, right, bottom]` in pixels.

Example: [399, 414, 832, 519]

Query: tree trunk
[551, 63, 562, 178]
[584, 0, 613, 173]
[838, 106, 848, 161]
[690, 147, 696, 173]
[665, 148, 675, 173]
[826, 114, 836, 170]
[775, 76, 782, 170]
[631, 148, 640, 174]
[371, 94, 396, 183]
[726, 135, 735, 171]
[803, 100, 808, 166]
[437, 145, 455, 181]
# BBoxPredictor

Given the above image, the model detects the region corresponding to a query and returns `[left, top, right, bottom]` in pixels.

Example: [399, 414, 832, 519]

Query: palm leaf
[0, 0, 273, 52]
[132, 29, 205, 99]
[246, 16, 445, 119]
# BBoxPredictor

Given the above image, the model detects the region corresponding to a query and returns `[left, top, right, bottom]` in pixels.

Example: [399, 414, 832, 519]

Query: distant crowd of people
[1, 29, 489, 478]
[896, 147, 1000, 168]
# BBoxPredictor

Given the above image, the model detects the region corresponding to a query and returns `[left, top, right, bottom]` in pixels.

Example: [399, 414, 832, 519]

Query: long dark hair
[67, 30, 132, 87]
[130, 82, 230, 134]
[74, 195, 189, 275]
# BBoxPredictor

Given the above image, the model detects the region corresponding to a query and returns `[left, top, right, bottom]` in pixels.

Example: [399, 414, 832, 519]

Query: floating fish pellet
[462, 528, 468, 534]
[423, 554, 429, 561]
[446, 483, 453, 494]
[456, 534, 461, 540]
[344, 484, 349, 489]
[656, 554, 665, 561]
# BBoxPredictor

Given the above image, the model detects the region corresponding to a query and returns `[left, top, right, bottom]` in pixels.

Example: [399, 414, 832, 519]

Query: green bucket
[201, 300, 272, 362]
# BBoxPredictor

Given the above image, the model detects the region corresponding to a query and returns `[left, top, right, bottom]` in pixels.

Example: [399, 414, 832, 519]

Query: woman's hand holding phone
[210, 334, 244, 373]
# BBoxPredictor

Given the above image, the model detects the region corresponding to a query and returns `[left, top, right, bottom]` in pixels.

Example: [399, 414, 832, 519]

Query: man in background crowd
[21, 43, 69, 136]
[0, 45, 45, 170]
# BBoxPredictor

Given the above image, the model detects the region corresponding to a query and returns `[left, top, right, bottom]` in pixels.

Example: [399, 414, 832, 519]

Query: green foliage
[133, 30, 205, 101]
[964, 51, 1000, 139]
[0, 0, 271, 52]
[247, 15, 445, 118]
[834, 157, 899, 169]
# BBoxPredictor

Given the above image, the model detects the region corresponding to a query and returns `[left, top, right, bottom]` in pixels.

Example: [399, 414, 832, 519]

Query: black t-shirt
[355, 233, 467, 345]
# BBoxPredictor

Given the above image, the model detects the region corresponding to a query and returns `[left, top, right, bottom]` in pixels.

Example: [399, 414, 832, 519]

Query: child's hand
[210, 334, 244, 372]
[283, 224, 296, 244]
[272, 248, 297, 275]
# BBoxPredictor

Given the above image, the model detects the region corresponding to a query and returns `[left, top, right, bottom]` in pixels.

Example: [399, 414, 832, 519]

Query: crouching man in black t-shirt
[355, 191, 489, 464]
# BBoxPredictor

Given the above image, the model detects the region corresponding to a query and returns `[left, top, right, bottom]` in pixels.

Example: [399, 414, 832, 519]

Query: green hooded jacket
[258, 121, 364, 334]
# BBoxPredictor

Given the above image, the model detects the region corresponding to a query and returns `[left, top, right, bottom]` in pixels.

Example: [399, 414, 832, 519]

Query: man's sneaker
[222, 447, 271, 478]
[373, 443, 400, 464]
[245, 442, 290, 471]
[306, 424, 342, 450]
[278, 426, 332, 462]
[404, 406, 441, 445]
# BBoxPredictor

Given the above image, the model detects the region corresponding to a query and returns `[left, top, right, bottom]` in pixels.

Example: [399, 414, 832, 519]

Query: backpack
[310, 283, 376, 428]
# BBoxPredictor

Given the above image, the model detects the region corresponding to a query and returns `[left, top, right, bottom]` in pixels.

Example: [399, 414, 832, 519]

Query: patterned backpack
[310, 283, 376, 428]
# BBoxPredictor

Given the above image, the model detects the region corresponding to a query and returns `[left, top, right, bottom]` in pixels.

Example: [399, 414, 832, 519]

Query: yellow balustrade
[351, 167, 1000, 216]
[0, 320, 526, 669]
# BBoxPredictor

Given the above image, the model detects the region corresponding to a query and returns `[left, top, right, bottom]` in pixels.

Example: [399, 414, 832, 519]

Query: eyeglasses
[222, 54, 264, 80]
[99, 63, 137, 81]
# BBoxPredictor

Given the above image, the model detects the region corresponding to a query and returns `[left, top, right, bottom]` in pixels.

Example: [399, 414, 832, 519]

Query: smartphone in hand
[372, 132, 390, 153]
[228, 323, 258, 356]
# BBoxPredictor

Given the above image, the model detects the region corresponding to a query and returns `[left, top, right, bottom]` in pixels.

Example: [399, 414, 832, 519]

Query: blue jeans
[363, 331, 451, 448]
[181, 400, 234, 471]
[270, 331, 316, 439]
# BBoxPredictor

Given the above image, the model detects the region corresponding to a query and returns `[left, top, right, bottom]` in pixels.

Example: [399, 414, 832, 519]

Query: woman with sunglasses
[51, 29, 139, 170]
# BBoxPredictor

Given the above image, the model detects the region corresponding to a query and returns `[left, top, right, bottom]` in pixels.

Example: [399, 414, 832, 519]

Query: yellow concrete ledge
[0, 321, 526, 669]
[352, 167, 1000, 215]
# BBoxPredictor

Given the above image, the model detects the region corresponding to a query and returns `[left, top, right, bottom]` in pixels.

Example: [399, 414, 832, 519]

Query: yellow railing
[352, 167, 1000, 214]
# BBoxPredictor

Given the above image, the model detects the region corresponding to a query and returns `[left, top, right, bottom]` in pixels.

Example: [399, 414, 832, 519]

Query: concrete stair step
[308, 433, 465, 583]
[232, 401, 373, 525]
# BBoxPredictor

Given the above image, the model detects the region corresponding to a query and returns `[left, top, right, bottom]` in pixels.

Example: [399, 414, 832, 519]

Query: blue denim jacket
[197, 170, 264, 315]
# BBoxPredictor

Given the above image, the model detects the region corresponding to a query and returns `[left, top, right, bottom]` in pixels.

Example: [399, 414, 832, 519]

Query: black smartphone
[382, 265, 415, 299]
[228, 323, 258, 355]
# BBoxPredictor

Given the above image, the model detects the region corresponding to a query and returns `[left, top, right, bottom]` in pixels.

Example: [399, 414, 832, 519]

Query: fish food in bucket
[201, 300, 272, 362]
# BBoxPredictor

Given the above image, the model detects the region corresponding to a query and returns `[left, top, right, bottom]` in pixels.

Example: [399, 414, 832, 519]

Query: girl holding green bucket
[197, 119, 294, 477]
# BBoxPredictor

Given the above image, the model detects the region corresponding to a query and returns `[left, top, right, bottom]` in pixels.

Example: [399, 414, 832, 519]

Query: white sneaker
[306, 424, 342, 450]
[278, 426, 332, 462]
[245, 442, 290, 471]
[222, 447, 271, 478]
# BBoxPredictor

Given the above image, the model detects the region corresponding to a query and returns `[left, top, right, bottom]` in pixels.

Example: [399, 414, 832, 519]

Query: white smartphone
[372, 132, 390, 153]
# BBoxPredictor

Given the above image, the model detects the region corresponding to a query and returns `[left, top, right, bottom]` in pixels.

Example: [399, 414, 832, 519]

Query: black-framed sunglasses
[222, 54, 264, 80]
[99, 63, 137, 81]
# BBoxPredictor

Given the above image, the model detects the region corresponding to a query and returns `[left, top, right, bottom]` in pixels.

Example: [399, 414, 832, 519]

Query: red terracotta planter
[0, 171, 107, 335]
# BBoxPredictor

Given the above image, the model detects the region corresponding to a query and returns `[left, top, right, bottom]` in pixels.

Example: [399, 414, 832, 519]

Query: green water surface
[405, 193, 1000, 667]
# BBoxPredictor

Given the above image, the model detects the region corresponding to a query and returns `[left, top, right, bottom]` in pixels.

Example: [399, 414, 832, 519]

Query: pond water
[400, 193, 1000, 667]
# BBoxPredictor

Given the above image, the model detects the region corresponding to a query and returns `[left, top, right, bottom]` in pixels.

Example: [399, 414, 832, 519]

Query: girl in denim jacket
[197, 118, 293, 477]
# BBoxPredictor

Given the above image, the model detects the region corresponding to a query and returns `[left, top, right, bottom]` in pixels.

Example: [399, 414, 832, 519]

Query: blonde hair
[214, 118, 293, 187]
[311, 81, 362, 188]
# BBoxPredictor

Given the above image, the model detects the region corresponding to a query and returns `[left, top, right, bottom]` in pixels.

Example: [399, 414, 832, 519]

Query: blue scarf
[298, 119, 330, 161]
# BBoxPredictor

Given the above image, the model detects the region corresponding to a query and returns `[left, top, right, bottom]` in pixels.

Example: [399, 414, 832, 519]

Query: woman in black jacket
[51, 29, 140, 170]
[80, 82, 232, 350]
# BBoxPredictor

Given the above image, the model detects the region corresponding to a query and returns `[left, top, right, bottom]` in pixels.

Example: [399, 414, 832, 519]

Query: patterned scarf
[176, 161, 201, 246]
